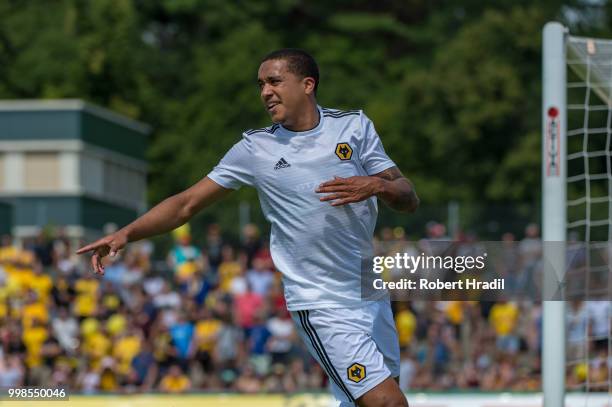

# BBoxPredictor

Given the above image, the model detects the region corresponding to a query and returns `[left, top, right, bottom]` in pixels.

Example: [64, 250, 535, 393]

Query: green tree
[0, 0, 605, 236]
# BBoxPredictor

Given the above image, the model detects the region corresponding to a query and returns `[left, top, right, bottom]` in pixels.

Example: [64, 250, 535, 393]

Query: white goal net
[544, 22, 612, 406]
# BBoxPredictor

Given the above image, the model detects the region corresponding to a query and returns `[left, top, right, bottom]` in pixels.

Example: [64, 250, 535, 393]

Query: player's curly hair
[261, 48, 319, 94]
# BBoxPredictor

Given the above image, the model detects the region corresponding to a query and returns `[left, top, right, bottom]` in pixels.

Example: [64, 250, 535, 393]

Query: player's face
[258, 59, 309, 125]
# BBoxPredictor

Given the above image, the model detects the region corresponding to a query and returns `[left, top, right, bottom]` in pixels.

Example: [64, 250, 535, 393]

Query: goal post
[542, 21, 567, 407]
[543, 20, 612, 405]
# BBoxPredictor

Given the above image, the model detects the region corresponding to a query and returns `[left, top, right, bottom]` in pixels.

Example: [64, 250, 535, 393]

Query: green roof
[0, 100, 150, 160]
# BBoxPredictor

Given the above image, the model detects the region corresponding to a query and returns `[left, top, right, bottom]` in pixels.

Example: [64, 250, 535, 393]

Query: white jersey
[207, 106, 396, 310]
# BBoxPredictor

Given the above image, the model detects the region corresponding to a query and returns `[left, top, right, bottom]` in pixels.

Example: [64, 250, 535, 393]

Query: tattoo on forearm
[373, 167, 419, 212]
[375, 167, 403, 182]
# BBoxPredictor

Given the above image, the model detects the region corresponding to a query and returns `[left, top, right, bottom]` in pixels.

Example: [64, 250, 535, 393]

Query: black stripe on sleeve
[323, 111, 360, 118]
[322, 108, 359, 114]
[246, 124, 280, 135]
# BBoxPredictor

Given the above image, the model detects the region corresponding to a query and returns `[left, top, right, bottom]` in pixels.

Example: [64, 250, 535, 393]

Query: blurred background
[1, 0, 612, 404]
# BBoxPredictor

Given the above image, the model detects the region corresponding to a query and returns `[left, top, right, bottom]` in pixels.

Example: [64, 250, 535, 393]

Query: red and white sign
[546, 106, 561, 177]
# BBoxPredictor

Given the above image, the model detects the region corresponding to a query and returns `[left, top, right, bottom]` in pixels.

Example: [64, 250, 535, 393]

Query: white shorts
[291, 299, 400, 405]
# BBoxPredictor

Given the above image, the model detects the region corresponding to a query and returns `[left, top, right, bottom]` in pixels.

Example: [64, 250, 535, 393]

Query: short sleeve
[207, 138, 255, 189]
[360, 112, 397, 175]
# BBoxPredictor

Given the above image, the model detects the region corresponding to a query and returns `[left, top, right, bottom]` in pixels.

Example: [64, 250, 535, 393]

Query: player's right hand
[76, 231, 128, 275]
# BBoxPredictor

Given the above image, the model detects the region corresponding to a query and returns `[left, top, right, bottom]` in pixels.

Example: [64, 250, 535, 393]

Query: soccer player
[77, 49, 418, 407]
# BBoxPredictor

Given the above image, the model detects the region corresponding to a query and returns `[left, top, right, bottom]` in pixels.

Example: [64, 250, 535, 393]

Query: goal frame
[542, 21, 567, 407]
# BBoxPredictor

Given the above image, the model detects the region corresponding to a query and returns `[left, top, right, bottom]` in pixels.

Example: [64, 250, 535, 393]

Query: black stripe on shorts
[298, 310, 355, 402]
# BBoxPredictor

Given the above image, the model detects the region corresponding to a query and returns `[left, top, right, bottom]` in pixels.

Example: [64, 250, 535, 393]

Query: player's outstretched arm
[316, 167, 419, 213]
[76, 177, 232, 274]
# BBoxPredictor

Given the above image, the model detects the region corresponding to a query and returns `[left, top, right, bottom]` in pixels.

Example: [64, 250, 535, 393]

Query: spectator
[22, 290, 48, 329]
[122, 251, 146, 287]
[517, 223, 542, 293]
[167, 227, 205, 278]
[234, 363, 261, 393]
[587, 301, 610, 352]
[22, 318, 49, 383]
[37, 334, 62, 386]
[159, 364, 191, 393]
[53, 238, 78, 276]
[113, 329, 142, 376]
[73, 273, 99, 319]
[204, 224, 224, 272]
[247, 311, 271, 375]
[266, 308, 294, 365]
[101, 251, 127, 287]
[241, 224, 262, 269]
[567, 300, 587, 359]
[52, 307, 78, 353]
[192, 308, 221, 375]
[77, 365, 100, 394]
[29, 262, 53, 304]
[153, 281, 181, 309]
[246, 258, 274, 297]
[234, 282, 264, 334]
[169, 313, 194, 369]
[131, 341, 157, 390]
[81, 323, 111, 369]
[217, 245, 243, 294]
[31, 231, 54, 268]
[99, 359, 118, 392]
[214, 313, 244, 372]
[0, 225, 575, 393]
[398, 348, 417, 391]
[395, 303, 417, 348]
[0, 355, 24, 388]
[489, 301, 519, 354]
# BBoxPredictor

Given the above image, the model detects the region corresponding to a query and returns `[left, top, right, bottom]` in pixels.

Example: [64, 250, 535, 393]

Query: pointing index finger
[76, 240, 104, 254]
[76, 244, 95, 254]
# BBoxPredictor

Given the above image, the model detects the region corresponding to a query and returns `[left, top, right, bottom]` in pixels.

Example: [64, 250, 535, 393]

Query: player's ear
[303, 77, 316, 95]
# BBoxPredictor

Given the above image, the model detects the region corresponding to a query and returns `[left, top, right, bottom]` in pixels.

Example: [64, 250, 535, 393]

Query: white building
[0, 99, 150, 242]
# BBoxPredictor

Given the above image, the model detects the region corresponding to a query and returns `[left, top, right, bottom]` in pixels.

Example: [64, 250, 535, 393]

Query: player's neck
[282, 103, 319, 132]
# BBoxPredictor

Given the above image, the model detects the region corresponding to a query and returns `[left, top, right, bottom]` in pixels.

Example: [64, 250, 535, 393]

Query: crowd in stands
[0, 222, 607, 393]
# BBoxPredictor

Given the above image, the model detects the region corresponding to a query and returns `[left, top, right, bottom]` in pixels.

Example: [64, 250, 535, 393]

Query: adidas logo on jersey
[274, 158, 291, 170]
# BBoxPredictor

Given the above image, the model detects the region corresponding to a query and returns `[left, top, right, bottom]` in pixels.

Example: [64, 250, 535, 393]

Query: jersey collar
[277, 106, 324, 137]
